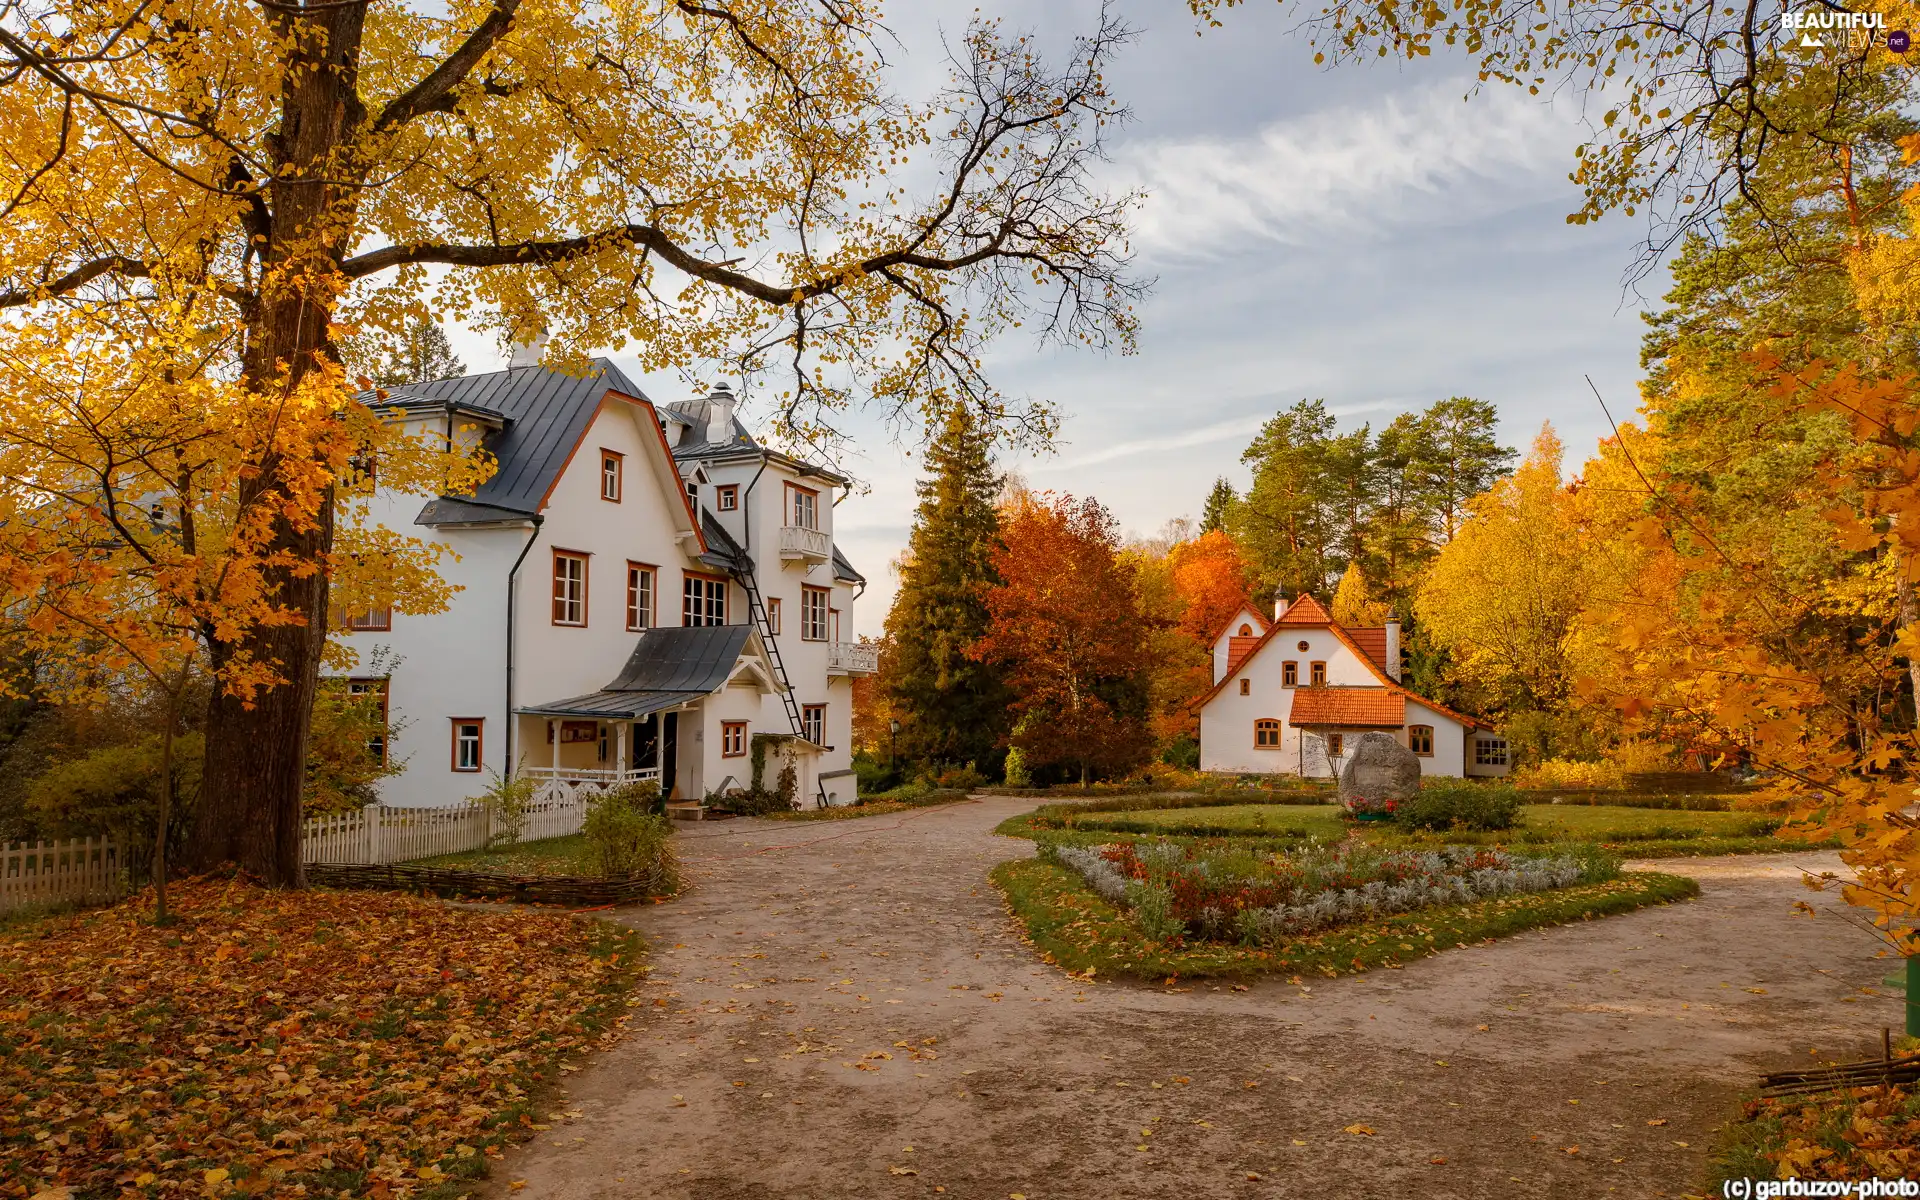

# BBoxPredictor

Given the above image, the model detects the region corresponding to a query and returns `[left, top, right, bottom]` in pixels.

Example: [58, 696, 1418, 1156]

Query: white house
[331, 358, 876, 810]
[1195, 591, 1510, 778]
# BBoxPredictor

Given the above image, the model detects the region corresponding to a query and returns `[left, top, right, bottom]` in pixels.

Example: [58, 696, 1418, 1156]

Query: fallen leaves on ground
[1728, 1079, 1920, 1182]
[0, 878, 640, 1197]
[1343, 1124, 1377, 1136]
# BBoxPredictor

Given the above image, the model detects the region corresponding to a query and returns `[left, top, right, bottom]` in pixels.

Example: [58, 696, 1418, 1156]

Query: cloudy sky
[447, 0, 1672, 635]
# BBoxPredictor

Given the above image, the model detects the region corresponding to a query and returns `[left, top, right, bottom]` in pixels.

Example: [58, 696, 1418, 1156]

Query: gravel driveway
[488, 796, 1901, 1200]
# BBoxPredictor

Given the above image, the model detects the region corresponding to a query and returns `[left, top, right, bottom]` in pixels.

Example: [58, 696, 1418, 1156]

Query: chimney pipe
[506, 327, 549, 369]
[706, 382, 735, 447]
[1384, 610, 1402, 682]
[1273, 586, 1290, 621]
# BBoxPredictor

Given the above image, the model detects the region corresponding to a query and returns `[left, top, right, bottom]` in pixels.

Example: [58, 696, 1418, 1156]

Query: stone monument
[1337, 730, 1422, 816]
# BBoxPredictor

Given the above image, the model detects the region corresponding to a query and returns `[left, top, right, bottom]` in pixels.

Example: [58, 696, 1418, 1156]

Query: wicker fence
[0, 837, 128, 913]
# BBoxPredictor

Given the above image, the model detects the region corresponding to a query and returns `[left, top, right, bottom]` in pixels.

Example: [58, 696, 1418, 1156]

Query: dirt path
[492, 797, 1901, 1200]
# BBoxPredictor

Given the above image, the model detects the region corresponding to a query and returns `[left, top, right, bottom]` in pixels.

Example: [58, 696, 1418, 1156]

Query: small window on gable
[1238, 678, 1250, 696]
[1282, 662, 1298, 687]
[1309, 661, 1327, 686]
[717, 484, 738, 511]
[600, 450, 623, 501]
[685, 480, 698, 506]
[1254, 718, 1281, 748]
[1238, 623, 1251, 636]
[1409, 724, 1434, 756]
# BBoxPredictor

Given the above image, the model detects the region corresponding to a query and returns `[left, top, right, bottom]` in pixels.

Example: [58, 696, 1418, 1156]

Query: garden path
[489, 796, 1897, 1200]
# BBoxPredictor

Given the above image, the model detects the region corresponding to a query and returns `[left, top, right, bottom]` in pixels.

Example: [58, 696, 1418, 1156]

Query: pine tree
[1199, 477, 1235, 533]
[352, 318, 467, 387]
[883, 407, 1010, 768]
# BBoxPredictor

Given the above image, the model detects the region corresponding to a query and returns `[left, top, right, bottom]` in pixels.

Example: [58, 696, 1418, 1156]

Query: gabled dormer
[1211, 607, 1269, 685]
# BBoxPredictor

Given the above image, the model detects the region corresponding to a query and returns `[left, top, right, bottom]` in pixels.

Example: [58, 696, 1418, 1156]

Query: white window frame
[600, 450, 623, 502]
[683, 573, 728, 627]
[626, 563, 656, 631]
[767, 596, 782, 635]
[802, 703, 825, 746]
[800, 586, 830, 641]
[787, 483, 819, 530]
[553, 551, 588, 626]
[452, 719, 483, 772]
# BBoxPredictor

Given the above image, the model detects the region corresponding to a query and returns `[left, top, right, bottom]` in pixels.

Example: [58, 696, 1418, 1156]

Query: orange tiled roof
[1346, 627, 1388, 670]
[1274, 594, 1333, 625]
[1226, 635, 1261, 674]
[1287, 687, 1406, 728]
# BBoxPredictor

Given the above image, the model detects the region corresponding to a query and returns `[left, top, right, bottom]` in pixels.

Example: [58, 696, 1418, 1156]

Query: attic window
[718, 484, 738, 511]
[1238, 623, 1251, 636]
[1310, 661, 1327, 686]
[600, 450, 623, 502]
[685, 480, 698, 506]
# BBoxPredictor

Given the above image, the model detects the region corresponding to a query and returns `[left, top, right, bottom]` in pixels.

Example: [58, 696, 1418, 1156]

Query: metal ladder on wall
[737, 569, 807, 738]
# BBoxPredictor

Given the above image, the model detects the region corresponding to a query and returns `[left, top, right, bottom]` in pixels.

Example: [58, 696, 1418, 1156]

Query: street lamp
[889, 718, 899, 770]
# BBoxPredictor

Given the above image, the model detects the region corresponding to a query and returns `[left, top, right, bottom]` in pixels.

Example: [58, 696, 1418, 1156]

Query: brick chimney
[1383, 610, 1402, 682]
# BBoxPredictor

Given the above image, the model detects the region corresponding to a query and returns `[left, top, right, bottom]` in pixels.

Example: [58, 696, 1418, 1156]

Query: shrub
[852, 753, 902, 795]
[583, 781, 681, 892]
[1512, 758, 1626, 791]
[1605, 739, 1678, 774]
[1003, 746, 1032, 788]
[776, 758, 799, 808]
[24, 734, 201, 873]
[1159, 733, 1200, 770]
[472, 765, 537, 846]
[935, 762, 987, 790]
[1394, 779, 1521, 831]
[711, 786, 794, 816]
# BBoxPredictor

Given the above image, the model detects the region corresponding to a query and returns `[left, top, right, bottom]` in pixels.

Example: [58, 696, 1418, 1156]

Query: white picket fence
[297, 768, 647, 865]
[0, 837, 126, 913]
[0, 770, 641, 910]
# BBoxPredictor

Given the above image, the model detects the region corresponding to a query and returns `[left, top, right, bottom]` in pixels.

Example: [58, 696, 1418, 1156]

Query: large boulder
[1338, 731, 1422, 814]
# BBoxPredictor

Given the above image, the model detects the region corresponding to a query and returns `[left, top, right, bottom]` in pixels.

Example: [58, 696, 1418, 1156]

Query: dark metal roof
[831, 545, 865, 584]
[379, 358, 651, 523]
[605, 625, 754, 693]
[698, 511, 751, 574]
[513, 690, 695, 720]
[664, 394, 759, 459]
[414, 497, 540, 525]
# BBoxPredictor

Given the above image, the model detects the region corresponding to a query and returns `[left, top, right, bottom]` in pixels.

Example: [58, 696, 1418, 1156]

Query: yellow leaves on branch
[0, 302, 492, 701]
[0, 879, 638, 1195]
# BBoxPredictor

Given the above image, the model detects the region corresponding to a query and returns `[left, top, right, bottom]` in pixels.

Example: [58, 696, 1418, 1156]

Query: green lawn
[1052, 802, 1778, 842]
[412, 834, 596, 876]
[1011, 799, 1836, 857]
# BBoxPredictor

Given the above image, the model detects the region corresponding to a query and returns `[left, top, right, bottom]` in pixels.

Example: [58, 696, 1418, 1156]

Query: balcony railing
[779, 524, 832, 561]
[827, 640, 879, 675]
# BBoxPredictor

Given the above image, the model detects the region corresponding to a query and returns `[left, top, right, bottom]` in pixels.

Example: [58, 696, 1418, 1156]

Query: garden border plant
[991, 852, 1699, 980]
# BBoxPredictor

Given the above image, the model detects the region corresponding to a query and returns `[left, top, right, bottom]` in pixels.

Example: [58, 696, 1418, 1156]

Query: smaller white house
[1195, 591, 1510, 778]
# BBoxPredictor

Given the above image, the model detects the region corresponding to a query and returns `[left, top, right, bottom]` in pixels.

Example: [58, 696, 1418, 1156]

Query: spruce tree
[1199, 477, 1235, 533]
[883, 406, 1010, 768]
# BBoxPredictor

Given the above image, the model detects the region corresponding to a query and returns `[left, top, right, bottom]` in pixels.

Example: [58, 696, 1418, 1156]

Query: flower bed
[1052, 837, 1615, 945]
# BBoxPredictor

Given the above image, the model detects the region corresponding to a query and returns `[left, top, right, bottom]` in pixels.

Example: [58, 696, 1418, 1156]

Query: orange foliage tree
[1133, 529, 1253, 746]
[1572, 354, 1920, 956]
[973, 493, 1157, 784]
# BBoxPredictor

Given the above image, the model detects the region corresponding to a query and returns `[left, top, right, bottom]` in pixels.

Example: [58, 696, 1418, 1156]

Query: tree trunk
[183, 3, 368, 886]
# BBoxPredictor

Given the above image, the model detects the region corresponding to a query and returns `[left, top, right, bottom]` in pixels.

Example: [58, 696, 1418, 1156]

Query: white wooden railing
[827, 640, 879, 674]
[0, 837, 126, 912]
[778, 525, 832, 560]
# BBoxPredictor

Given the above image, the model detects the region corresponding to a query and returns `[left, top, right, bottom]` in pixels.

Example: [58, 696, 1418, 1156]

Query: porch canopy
[516, 625, 756, 719]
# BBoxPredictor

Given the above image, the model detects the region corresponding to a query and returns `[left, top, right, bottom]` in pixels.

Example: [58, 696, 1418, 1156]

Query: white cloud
[1112, 82, 1575, 261]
